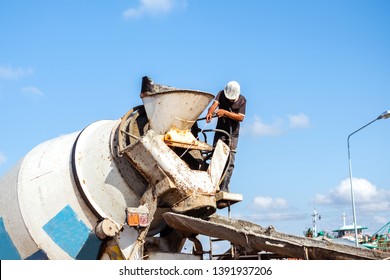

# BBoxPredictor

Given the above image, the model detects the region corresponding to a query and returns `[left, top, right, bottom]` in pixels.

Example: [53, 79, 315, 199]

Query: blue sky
[1, 0, 390, 237]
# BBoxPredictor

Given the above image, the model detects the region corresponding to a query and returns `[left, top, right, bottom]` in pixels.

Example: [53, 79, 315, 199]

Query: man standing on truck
[206, 81, 246, 195]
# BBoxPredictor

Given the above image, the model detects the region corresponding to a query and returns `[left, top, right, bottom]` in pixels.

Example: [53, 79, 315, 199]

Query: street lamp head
[377, 110, 390, 120]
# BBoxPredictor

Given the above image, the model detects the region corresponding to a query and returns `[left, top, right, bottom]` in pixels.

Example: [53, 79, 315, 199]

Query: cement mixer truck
[0, 77, 239, 260]
[3, 76, 389, 261]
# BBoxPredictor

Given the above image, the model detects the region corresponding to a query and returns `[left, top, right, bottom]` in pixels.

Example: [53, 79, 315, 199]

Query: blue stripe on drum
[43, 205, 91, 259]
[0, 217, 21, 260]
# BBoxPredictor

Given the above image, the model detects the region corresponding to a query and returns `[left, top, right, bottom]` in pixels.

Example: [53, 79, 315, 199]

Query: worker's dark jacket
[213, 90, 246, 150]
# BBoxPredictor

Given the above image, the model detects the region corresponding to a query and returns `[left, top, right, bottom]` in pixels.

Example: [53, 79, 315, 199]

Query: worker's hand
[215, 109, 227, 118]
[206, 113, 213, 123]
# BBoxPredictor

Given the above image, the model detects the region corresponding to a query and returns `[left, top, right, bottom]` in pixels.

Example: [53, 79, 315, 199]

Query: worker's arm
[206, 101, 219, 123]
[215, 109, 245, 122]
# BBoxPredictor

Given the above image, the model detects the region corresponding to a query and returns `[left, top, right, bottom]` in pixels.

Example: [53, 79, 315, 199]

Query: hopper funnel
[140, 77, 214, 135]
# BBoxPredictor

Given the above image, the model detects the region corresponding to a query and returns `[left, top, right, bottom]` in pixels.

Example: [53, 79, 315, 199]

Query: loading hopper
[141, 90, 214, 135]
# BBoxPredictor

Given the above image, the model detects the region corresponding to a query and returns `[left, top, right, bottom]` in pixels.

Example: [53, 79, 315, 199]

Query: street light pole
[347, 110, 390, 247]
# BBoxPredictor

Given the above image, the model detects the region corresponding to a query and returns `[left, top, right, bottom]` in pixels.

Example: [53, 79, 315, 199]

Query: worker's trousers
[213, 133, 238, 192]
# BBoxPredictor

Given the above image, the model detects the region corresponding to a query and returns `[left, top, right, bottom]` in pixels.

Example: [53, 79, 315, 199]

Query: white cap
[224, 81, 240, 100]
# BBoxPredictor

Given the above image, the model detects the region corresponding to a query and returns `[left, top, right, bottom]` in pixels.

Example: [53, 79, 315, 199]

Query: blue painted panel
[43, 205, 90, 259]
[0, 217, 21, 260]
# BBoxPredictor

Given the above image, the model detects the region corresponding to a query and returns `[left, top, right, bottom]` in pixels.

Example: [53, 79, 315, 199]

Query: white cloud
[244, 115, 283, 136]
[0, 152, 6, 166]
[312, 193, 332, 204]
[0, 65, 33, 80]
[288, 113, 310, 128]
[21, 86, 44, 96]
[124, 0, 187, 19]
[313, 178, 390, 206]
[252, 196, 288, 210]
[243, 113, 310, 137]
